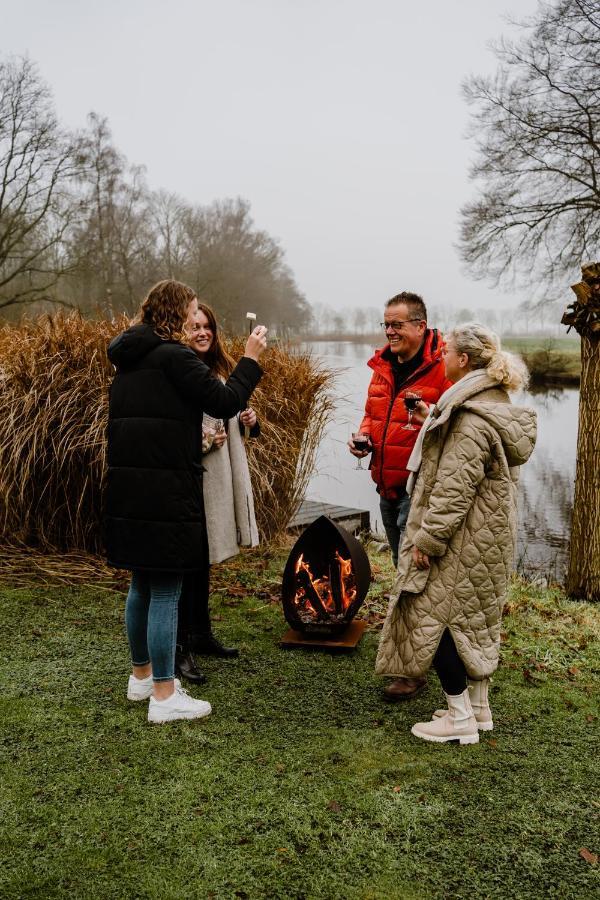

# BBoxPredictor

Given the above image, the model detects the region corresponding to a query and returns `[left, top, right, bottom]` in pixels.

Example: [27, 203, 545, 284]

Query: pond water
[302, 341, 577, 582]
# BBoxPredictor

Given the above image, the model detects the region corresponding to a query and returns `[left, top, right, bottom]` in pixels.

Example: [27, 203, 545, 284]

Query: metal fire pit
[280, 516, 371, 648]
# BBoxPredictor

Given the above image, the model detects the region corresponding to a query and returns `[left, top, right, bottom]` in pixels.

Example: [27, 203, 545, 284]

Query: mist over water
[303, 341, 576, 582]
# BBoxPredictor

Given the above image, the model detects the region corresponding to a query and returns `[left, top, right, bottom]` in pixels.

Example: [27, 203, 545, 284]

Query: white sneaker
[127, 675, 181, 701]
[148, 684, 212, 724]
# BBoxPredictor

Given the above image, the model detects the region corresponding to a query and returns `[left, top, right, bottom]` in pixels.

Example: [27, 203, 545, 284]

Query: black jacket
[105, 323, 262, 572]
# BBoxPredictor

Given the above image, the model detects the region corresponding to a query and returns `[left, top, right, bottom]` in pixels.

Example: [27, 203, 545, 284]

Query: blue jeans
[125, 571, 183, 681]
[379, 489, 411, 568]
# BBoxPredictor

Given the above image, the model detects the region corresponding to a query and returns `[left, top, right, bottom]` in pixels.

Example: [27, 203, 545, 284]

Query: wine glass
[202, 415, 224, 452]
[402, 391, 422, 431]
[351, 432, 370, 469]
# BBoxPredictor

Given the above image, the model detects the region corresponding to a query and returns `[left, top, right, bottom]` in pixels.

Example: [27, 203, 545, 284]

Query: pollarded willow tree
[460, 0, 600, 600]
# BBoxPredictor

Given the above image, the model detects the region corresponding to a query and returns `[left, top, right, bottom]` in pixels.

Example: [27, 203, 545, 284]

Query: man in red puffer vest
[349, 291, 451, 700]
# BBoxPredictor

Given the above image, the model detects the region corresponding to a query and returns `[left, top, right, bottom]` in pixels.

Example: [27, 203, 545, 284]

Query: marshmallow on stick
[244, 312, 257, 437]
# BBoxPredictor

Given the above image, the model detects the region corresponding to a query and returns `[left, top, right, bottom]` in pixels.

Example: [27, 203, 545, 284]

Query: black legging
[433, 629, 467, 696]
[177, 567, 211, 647]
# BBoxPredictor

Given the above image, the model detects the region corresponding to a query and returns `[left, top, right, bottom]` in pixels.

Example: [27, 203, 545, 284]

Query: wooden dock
[288, 500, 370, 534]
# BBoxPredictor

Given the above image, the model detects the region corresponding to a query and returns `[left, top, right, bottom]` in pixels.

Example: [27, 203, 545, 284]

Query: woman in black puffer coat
[105, 279, 266, 723]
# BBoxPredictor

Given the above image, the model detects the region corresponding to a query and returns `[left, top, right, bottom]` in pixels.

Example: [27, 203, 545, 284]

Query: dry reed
[0, 314, 335, 562]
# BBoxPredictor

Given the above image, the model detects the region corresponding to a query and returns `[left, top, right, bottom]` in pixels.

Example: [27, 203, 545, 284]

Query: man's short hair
[386, 291, 427, 322]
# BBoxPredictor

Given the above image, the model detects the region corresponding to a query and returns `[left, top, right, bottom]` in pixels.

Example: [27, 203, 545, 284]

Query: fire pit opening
[282, 515, 371, 636]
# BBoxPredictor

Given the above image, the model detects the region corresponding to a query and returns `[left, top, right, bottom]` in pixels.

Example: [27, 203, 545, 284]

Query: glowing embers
[282, 516, 371, 635]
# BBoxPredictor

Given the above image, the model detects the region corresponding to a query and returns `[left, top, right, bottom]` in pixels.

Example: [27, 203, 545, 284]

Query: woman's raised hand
[240, 407, 257, 428]
[245, 325, 268, 361]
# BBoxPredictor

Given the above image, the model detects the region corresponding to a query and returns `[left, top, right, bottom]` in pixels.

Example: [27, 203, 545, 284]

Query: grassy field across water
[0, 545, 598, 899]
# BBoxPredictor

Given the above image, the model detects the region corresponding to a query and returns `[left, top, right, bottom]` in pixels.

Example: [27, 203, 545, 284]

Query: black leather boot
[190, 633, 239, 658]
[175, 646, 207, 684]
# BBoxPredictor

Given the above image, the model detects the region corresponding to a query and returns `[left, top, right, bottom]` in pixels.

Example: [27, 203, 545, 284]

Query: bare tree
[0, 57, 80, 310]
[150, 190, 188, 279]
[69, 114, 154, 315]
[460, 0, 600, 294]
[461, 1, 600, 600]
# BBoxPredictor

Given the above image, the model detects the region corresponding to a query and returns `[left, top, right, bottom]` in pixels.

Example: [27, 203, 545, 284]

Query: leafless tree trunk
[562, 263, 600, 600]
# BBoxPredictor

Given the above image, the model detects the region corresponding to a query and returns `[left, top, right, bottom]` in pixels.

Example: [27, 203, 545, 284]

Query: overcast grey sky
[4, 0, 542, 312]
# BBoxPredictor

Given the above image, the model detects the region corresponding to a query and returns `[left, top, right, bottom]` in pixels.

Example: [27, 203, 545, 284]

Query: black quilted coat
[105, 323, 262, 572]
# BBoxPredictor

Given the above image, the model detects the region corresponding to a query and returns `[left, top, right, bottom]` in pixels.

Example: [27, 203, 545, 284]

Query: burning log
[329, 558, 343, 615]
[282, 516, 371, 634]
[296, 565, 330, 618]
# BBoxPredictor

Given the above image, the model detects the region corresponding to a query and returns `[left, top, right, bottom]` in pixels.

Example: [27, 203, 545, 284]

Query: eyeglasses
[380, 319, 422, 332]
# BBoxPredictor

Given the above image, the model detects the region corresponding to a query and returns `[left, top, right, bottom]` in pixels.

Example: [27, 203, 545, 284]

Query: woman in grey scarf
[375, 323, 536, 744]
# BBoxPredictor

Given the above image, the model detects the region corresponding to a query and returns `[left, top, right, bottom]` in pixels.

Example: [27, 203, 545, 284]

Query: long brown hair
[195, 302, 235, 378]
[139, 279, 196, 343]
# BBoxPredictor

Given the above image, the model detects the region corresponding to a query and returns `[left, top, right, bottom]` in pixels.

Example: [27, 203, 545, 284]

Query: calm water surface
[303, 341, 577, 582]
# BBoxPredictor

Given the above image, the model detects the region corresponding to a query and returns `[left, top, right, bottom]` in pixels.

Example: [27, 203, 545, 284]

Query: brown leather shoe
[383, 677, 427, 701]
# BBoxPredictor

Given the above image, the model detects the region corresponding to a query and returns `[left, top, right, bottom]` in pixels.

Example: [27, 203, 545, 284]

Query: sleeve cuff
[240, 357, 263, 376]
[413, 528, 447, 557]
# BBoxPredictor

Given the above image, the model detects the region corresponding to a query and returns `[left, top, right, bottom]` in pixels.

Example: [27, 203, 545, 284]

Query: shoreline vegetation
[0, 543, 598, 899]
[297, 334, 581, 387]
[0, 314, 335, 553]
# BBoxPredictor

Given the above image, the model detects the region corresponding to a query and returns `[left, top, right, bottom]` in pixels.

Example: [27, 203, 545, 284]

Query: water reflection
[302, 341, 576, 582]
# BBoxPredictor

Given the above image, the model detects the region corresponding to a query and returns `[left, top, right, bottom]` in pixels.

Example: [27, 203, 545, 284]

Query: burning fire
[293, 551, 357, 622]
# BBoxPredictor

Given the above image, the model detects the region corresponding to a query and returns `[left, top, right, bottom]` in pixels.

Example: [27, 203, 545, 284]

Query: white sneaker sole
[148, 705, 212, 724]
[411, 724, 479, 745]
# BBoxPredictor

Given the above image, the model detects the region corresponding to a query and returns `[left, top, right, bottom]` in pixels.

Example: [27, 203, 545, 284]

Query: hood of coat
[108, 323, 165, 369]
[463, 400, 537, 467]
[428, 374, 537, 468]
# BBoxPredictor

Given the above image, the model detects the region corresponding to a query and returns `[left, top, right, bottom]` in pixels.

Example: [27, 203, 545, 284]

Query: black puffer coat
[105, 323, 262, 572]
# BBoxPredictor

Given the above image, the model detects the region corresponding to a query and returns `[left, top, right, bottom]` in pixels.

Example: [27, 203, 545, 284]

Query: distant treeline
[308, 300, 570, 339]
[0, 57, 310, 332]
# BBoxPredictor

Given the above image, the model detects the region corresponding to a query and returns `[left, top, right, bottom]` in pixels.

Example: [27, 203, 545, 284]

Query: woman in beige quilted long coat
[375, 323, 537, 745]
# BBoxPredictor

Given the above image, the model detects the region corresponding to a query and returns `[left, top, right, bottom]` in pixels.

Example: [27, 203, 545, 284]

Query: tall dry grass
[0, 314, 335, 556]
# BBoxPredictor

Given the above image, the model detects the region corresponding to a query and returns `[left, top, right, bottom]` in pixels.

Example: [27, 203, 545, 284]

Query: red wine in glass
[402, 392, 422, 430]
[351, 432, 370, 469]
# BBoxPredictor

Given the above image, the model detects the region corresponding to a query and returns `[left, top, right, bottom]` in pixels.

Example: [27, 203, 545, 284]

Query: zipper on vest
[379, 394, 396, 492]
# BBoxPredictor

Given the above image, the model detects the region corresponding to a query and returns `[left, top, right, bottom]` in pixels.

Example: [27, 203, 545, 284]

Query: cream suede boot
[411, 688, 479, 744]
[431, 678, 493, 731]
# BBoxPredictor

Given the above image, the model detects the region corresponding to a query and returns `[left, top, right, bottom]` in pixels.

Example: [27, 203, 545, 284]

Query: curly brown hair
[139, 280, 196, 342]
[195, 302, 235, 378]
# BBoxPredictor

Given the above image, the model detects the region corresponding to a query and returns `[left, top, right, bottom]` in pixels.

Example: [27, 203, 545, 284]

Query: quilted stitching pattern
[375, 383, 537, 680]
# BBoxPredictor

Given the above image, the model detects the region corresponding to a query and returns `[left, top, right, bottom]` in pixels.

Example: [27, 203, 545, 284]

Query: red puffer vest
[359, 329, 451, 500]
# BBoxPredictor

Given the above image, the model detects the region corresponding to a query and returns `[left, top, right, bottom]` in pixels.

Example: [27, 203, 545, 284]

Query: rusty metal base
[280, 619, 367, 651]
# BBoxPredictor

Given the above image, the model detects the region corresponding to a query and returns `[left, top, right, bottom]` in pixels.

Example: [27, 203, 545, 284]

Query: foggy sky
[3, 0, 545, 313]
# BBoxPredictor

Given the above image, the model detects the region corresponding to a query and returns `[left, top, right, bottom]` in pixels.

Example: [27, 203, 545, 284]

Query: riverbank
[300, 335, 581, 386]
[1, 545, 598, 899]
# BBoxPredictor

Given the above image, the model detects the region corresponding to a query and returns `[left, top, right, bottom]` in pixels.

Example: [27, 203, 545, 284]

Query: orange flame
[292, 550, 356, 622]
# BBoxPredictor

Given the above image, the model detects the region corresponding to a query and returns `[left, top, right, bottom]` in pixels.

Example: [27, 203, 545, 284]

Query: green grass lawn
[1, 546, 598, 899]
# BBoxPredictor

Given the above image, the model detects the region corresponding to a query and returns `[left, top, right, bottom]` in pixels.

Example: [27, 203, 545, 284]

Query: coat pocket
[392, 558, 430, 597]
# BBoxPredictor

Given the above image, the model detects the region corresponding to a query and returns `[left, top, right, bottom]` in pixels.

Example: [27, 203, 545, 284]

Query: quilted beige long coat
[375, 375, 537, 680]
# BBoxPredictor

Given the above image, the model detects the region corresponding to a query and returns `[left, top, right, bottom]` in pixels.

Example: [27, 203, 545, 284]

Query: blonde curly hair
[447, 322, 528, 392]
[139, 280, 196, 343]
